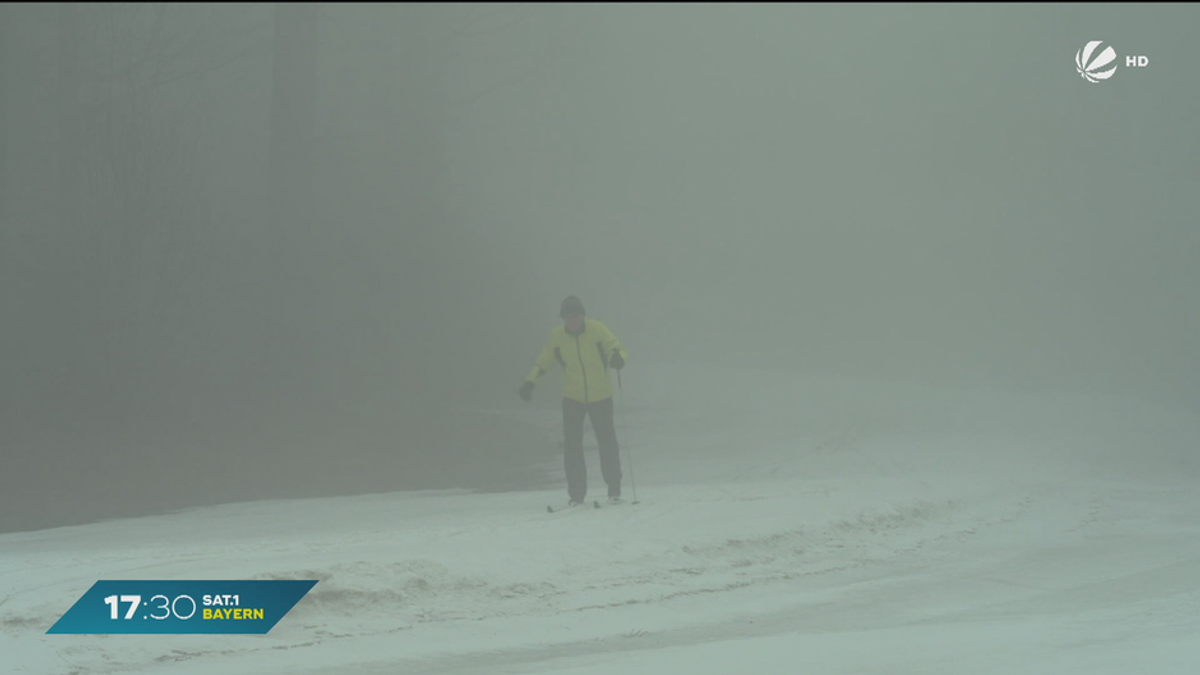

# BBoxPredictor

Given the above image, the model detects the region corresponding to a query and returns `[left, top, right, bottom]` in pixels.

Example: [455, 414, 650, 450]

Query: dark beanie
[559, 296, 585, 317]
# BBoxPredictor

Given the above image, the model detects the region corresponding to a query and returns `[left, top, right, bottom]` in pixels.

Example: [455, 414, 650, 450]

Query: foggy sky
[2, 4, 1196, 532]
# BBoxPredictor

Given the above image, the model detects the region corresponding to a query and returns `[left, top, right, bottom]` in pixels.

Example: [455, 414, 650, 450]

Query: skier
[519, 296, 627, 508]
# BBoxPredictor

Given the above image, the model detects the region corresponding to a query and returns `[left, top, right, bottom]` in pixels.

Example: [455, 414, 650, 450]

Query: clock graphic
[105, 593, 198, 621]
[47, 580, 317, 634]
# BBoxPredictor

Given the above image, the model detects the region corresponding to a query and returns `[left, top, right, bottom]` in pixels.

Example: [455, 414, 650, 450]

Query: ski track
[6, 471, 1122, 673]
[4, 367, 1199, 674]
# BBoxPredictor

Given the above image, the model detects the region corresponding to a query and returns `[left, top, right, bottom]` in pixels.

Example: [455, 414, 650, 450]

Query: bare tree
[0, 3, 7, 224]
[57, 3, 81, 238]
[270, 4, 318, 233]
[0, 2, 10, 437]
[297, 5, 579, 403]
[36, 4, 259, 442]
[258, 4, 322, 418]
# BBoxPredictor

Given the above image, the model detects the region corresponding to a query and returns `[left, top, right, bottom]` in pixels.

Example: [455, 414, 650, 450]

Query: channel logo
[1075, 41, 1150, 83]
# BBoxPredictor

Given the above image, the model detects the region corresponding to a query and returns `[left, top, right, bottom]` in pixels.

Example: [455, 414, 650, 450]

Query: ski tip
[593, 500, 601, 509]
[547, 505, 554, 513]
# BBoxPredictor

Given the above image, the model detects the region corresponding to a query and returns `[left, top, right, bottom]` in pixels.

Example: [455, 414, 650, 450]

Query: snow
[3, 362, 1199, 674]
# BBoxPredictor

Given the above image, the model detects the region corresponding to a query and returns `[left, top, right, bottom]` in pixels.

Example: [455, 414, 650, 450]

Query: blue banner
[47, 580, 318, 634]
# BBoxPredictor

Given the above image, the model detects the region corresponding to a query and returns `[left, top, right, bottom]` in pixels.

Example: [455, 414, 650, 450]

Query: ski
[547, 498, 630, 513]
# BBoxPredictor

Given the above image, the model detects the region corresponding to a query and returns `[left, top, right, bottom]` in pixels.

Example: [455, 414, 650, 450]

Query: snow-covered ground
[4, 363, 1199, 674]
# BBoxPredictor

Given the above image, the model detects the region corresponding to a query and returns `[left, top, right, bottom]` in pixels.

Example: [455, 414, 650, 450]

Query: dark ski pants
[562, 396, 621, 502]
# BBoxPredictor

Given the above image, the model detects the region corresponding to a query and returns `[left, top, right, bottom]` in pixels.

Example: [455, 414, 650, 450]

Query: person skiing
[519, 296, 627, 507]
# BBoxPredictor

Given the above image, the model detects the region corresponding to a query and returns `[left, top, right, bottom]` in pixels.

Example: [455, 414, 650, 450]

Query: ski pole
[617, 374, 639, 505]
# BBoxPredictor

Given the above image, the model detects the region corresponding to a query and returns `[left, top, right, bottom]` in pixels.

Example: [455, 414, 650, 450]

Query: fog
[2, 4, 1196, 533]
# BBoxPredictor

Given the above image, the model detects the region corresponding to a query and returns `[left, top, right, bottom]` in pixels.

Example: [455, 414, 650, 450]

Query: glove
[609, 350, 624, 370]
[518, 381, 534, 402]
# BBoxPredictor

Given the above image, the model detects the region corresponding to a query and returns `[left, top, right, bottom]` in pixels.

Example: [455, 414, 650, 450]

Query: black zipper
[574, 334, 589, 402]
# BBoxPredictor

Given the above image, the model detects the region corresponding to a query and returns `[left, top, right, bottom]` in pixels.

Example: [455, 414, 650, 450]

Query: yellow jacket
[526, 319, 626, 403]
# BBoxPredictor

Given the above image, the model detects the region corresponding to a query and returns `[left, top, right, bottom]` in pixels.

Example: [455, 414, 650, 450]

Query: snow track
[4, 365, 1199, 674]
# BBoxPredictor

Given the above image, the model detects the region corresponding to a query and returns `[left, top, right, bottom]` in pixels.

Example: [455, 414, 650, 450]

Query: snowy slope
[3, 363, 1199, 674]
